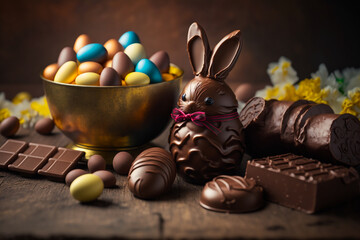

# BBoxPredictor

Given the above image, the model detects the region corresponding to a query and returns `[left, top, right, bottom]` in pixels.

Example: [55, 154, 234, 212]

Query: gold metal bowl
[42, 64, 183, 155]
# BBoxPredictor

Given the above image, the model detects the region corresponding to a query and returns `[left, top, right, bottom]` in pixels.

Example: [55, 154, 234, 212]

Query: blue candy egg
[119, 31, 141, 49]
[135, 59, 162, 83]
[77, 43, 108, 63]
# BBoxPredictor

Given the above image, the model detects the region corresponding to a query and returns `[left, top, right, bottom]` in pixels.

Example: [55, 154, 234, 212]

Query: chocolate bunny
[169, 22, 245, 184]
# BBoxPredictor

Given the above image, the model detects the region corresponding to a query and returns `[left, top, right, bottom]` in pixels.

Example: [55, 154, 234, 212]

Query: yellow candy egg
[75, 72, 100, 86]
[124, 43, 146, 65]
[162, 73, 175, 82]
[54, 61, 78, 84]
[70, 174, 104, 202]
[78, 61, 103, 74]
[169, 65, 183, 77]
[125, 72, 150, 85]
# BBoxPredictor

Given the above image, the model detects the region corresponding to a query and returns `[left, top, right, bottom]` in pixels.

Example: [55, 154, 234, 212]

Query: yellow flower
[341, 89, 360, 118]
[30, 97, 50, 117]
[264, 83, 299, 101]
[0, 108, 11, 122]
[12, 92, 32, 104]
[295, 77, 327, 104]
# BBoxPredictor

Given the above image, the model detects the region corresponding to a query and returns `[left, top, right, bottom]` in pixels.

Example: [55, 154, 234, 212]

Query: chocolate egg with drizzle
[128, 147, 176, 199]
[200, 175, 264, 213]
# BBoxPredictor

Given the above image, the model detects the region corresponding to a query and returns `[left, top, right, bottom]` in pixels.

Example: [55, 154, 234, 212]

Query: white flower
[267, 56, 298, 86]
[321, 86, 345, 114]
[311, 64, 339, 89]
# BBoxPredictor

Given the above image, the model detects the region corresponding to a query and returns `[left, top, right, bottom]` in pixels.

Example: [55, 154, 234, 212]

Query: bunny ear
[208, 30, 242, 80]
[187, 22, 211, 76]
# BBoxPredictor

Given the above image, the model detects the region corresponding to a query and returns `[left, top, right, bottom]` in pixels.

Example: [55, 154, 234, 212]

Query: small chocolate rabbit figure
[169, 22, 245, 184]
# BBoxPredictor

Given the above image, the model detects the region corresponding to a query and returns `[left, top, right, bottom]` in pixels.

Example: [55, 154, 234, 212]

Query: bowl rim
[41, 63, 184, 88]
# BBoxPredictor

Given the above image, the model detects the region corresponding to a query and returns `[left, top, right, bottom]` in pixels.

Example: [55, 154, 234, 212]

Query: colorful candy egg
[78, 61, 103, 74]
[112, 52, 134, 78]
[124, 43, 146, 65]
[73, 34, 92, 53]
[77, 43, 108, 64]
[135, 59, 162, 83]
[119, 31, 140, 49]
[43, 63, 59, 80]
[104, 38, 123, 60]
[149, 50, 170, 73]
[58, 47, 77, 66]
[54, 61, 78, 84]
[100, 67, 120, 86]
[125, 72, 150, 85]
[70, 174, 104, 202]
[75, 72, 100, 86]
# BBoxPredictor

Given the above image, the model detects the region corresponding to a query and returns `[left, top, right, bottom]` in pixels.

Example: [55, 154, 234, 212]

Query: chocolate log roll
[240, 97, 296, 156]
[281, 102, 334, 151]
[297, 113, 360, 166]
[245, 153, 360, 214]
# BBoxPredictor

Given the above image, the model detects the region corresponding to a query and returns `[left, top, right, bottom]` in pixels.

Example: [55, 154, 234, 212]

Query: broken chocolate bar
[0, 140, 84, 181]
[245, 153, 360, 214]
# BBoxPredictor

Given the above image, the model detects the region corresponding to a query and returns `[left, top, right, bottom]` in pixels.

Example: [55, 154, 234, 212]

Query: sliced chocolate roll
[297, 113, 360, 166]
[293, 103, 334, 146]
[280, 100, 313, 151]
[240, 97, 293, 157]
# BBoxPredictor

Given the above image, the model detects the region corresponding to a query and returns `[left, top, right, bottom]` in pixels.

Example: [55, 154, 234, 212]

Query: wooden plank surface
[1, 127, 360, 239]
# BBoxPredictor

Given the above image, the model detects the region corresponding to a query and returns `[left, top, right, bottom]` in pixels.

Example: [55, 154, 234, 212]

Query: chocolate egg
[104, 38, 124, 60]
[124, 43, 146, 65]
[74, 34, 92, 53]
[43, 63, 59, 80]
[88, 154, 106, 172]
[112, 151, 134, 175]
[35, 117, 55, 135]
[77, 43, 108, 64]
[100, 67, 120, 86]
[149, 50, 170, 73]
[112, 52, 134, 78]
[135, 59, 162, 84]
[0, 116, 20, 137]
[235, 82, 267, 103]
[119, 31, 140, 49]
[65, 169, 88, 186]
[93, 170, 116, 188]
[58, 47, 77, 67]
[78, 61, 103, 74]
[128, 147, 176, 199]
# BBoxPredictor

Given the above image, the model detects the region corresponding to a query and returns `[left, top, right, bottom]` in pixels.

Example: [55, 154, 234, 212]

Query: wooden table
[1, 124, 360, 239]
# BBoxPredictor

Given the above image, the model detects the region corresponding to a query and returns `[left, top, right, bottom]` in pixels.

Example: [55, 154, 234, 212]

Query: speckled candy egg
[119, 31, 140, 49]
[149, 51, 170, 73]
[135, 59, 162, 83]
[77, 43, 108, 64]
[112, 52, 134, 79]
[70, 174, 104, 202]
[124, 43, 146, 65]
[100, 67, 121, 86]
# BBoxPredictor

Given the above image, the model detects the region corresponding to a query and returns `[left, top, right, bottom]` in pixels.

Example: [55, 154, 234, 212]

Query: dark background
[1, 0, 359, 97]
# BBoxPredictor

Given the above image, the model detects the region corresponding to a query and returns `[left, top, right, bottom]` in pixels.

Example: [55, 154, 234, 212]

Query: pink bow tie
[171, 108, 239, 135]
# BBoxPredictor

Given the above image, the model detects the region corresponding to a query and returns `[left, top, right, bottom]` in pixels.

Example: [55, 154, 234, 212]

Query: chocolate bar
[0, 140, 84, 181]
[245, 153, 360, 214]
[0, 139, 28, 168]
[38, 147, 85, 180]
